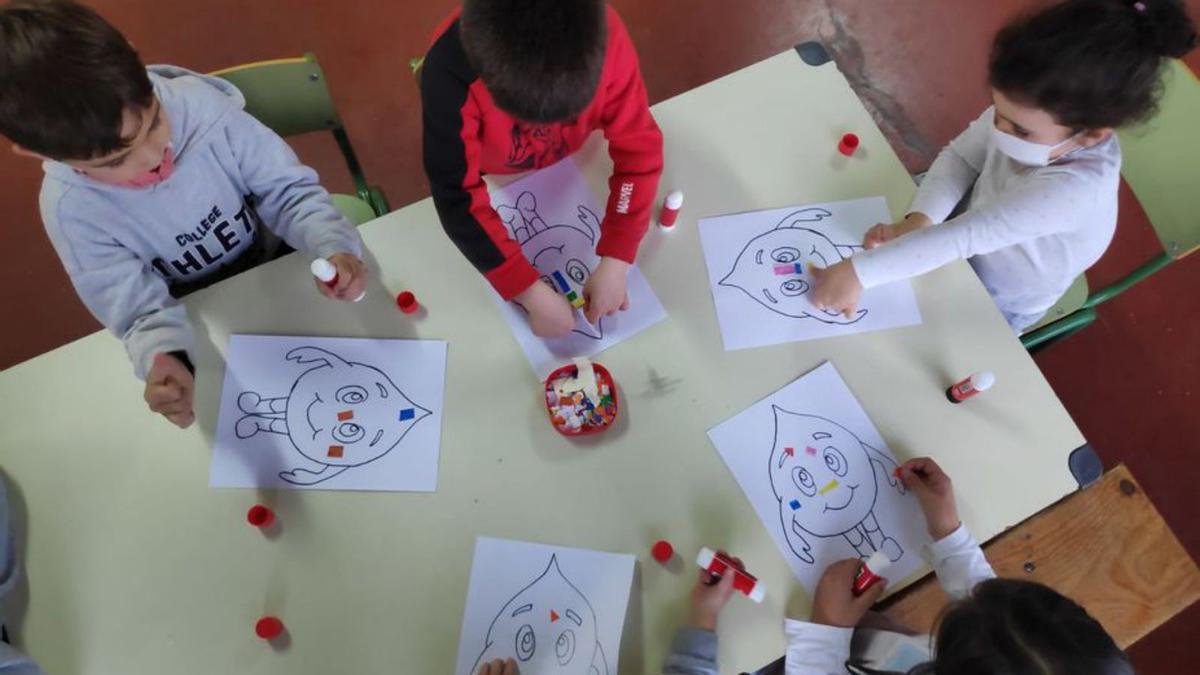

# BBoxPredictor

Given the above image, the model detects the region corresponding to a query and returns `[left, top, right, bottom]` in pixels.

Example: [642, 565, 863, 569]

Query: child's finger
[619, 293, 630, 311]
[155, 400, 192, 416]
[145, 383, 183, 406]
[165, 410, 195, 429]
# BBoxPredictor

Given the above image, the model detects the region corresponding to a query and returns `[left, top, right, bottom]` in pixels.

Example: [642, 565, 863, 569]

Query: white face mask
[991, 125, 1080, 167]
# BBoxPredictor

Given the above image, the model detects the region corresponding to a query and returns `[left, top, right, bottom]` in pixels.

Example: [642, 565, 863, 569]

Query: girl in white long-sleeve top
[809, 0, 1197, 332]
[662, 457, 1129, 675]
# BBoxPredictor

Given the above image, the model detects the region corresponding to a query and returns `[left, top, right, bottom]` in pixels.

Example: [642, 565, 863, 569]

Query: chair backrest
[1118, 59, 1200, 259]
[210, 53, 341, 138]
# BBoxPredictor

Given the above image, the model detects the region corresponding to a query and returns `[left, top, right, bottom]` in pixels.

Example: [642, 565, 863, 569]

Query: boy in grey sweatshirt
[0, 0, 367, 428]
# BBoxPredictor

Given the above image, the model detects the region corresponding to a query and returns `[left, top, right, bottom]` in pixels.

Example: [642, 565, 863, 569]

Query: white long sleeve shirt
[851, 107, 1121, 330]
[783, 524, 996, 675]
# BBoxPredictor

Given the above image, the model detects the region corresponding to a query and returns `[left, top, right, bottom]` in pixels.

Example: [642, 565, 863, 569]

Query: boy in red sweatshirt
[420, 0, 663, 337]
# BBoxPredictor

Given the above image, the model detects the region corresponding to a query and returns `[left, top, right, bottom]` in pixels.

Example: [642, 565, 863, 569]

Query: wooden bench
[879, 464, 1200, 648]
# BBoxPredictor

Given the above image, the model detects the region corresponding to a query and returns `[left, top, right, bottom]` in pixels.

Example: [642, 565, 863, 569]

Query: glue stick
[311, 258, 365, 302]
[851, 550, 891, 596]
[659, 190, 684, 230]
[696, 547, 766, 602]
[946, 371, 995, 404]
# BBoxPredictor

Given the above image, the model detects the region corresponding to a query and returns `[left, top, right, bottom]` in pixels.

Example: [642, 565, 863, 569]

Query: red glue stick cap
[246, 504, 275, 528]
[651, 540, 674, 563]
[255, 616, 284, 640]
[396, 291, 419, 314]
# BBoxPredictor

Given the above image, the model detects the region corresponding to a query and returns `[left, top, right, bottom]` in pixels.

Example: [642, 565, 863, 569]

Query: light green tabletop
[0, 50, 1084, 675]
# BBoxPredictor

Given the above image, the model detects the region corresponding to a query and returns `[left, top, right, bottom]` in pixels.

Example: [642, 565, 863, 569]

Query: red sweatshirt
[420, 6, 664, 300]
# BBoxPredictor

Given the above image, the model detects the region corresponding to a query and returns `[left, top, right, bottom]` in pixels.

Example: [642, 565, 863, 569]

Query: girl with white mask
[809, 0, 1197, 332]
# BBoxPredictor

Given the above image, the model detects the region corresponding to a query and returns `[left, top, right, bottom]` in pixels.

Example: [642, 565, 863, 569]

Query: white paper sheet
[210, 335, 446, 492]
[487, 157, 667, 377]
[698, 197, 922, 350]
[707, 362, 929, 592]
[454, 537, 636, 675]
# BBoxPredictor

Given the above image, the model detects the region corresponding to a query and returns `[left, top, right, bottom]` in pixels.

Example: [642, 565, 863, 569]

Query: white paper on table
[698, 197, 922, 350]
[210, 334, 447, 492]
[487, 157, 667, 378]
[707, 362, 929, 593]
[454, 537, 635, 675]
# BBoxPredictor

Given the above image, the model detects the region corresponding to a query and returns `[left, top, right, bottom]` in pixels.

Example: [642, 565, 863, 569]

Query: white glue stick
[311, 258, 365, 302]
[946, 371, 995, 404]
[851, 550, 892, 596]
[696, 547, 766, 602]
[659, 190, 684, 230]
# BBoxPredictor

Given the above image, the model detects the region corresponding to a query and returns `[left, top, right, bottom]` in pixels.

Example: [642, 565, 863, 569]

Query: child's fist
[516, 281, 576, 338]
[807, 260, 863, 319]
[863, 223, 900, 250]
[689, 552, 742, 631]
[583, 257, 630, 325]
[144, 352, 195, 429]
[810, 558, 887, 628]
[898, 457, 960, 540]
[477, 658, 519, 675]
[315, 253, 367, 302]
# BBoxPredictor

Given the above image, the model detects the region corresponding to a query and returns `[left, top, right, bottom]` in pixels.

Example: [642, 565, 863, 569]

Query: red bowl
[543, 362, 619, 437]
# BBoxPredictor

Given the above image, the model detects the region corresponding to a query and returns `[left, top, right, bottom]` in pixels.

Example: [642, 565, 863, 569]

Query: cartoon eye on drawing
[719, 207, 868, 324]
[234, 346, 431, 486]
[766, 408, 906, 564]
[496, 191, 605, 340]
[473, 555, 609, 675]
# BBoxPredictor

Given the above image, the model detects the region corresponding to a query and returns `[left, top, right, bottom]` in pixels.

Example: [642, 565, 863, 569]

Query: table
[0, 49, 1085, 675]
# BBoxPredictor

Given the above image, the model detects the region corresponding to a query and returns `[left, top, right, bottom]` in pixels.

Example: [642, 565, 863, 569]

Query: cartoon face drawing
[473, 555, 609, 675]
[496, 191, 605, 340]
[234, 346, 431, 485]
[507, 123, 569, 170]
[719, 208, 868, 324]
[767, 408, 905, 564]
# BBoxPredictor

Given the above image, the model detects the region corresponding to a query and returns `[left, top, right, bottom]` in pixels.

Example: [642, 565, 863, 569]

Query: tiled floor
[1, 1, 1197, 671]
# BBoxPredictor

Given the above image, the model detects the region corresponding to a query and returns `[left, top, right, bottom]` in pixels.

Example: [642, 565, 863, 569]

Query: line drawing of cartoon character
[766, 407, 906, 564]
[496, 191, 605, 340]
[507, 122, 569, 170]
[472, 555, 609, 675]
[719, 208, 868, 325]
[234, 346, 431, 486]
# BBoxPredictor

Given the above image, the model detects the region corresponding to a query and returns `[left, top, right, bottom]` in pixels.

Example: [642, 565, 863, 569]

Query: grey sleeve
[663, 627, 719, 675]
[0, 478, 44, 675]
[223, 109, 364, 260]
[42, 203, 193, 380]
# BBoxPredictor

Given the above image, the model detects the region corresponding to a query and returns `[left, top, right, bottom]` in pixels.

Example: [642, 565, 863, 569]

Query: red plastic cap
[651, 540, 674, 563]
[255, 616, 284, 640]
[396, 291, 419, 314]
[246, 504, 275, 528]
[838, 133, 861, 156]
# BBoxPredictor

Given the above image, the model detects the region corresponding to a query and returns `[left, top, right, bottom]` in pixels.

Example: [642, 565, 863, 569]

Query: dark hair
[0, 0, 152, 160]
[989, 0, 1197, 130]
[459, 0, 606, 123]
[909, 578, 1131, 675]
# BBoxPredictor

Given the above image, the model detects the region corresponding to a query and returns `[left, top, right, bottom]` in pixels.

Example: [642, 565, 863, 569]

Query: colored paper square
[789, 499, 801, 511]
[552, 271, 571, 293]
[327, 445, 344, 458]
[337, 410, 354, 421]
[399, 408, 415, 421]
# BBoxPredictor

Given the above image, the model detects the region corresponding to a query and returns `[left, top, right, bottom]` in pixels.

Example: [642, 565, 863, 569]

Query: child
[420, 0, 663, 338]
[0, 0, 368, 428]
[663, 457, 1130, 675]
[0, 475, 43, 674]
[809, 0, 1197, 332]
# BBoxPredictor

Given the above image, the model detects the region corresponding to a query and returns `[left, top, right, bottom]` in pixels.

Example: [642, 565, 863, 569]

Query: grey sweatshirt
[39, 65, 364, 379]
[0, 476, 43, 675]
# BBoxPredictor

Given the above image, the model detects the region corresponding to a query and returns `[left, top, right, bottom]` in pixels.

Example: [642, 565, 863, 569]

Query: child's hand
[583, 257, 630, 325]
[477, 658, 519, 675]
[807, 260, 863, 319]
[810, 558, 887, 628]
[898, 457, 961, 540]
[315, 253, 368, 302]
[863, 213, 932, 250]
[516, 281, 576, 337]
[144, 352, 195, 428]
[688, 551, 742, 631]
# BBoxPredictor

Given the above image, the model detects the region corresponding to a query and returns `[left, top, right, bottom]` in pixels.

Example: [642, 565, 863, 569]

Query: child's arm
[42, 211, 196, 425]
[662, 555, 740, 675]
[783, 559, 887, 675]
[596, 7, 664, 266]
[907, 108, 993, 225]
[898, 457, 996, 599]
[419, 42, 540, 301]
[224, 110, 365, 264]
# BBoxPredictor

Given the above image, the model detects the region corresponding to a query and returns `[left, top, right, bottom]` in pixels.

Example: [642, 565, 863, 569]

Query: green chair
[211, 54, 390, 225]
[1022, 59, 1200, 350]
